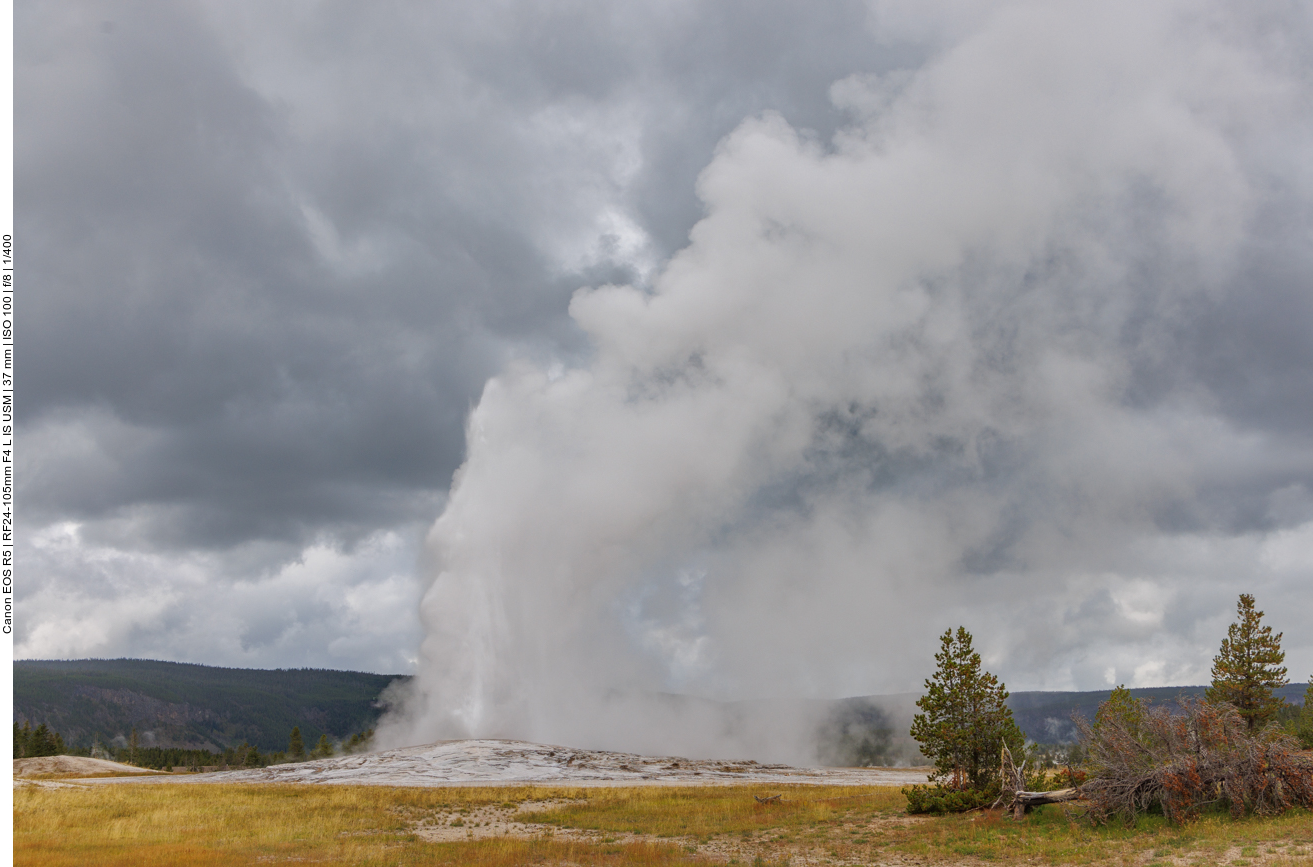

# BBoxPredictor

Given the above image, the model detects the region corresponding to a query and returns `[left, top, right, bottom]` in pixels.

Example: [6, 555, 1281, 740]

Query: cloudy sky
[17, 0, 1313, 730]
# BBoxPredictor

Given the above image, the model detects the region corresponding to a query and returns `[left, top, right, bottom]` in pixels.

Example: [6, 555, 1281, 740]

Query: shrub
[902, 784, 997, 814]
[1077, 696, 1313, 825]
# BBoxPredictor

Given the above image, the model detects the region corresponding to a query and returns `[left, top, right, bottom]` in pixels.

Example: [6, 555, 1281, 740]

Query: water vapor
[381, 2, 1313, 761]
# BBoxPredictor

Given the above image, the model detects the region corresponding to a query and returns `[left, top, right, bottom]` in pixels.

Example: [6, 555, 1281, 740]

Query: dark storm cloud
[19, 1, 1313, 689]
[16, 0, 917, 667]
[18, 0, 910, 554]
[380, 1, 1313, 753]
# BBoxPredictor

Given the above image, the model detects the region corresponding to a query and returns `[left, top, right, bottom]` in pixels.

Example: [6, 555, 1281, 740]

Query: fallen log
[754, 794, 782, 804]
[995, 745, 1085, 818]
[1014, 788, 1081, 807]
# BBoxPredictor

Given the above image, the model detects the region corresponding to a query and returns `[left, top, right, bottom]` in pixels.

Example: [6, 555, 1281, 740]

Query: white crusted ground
[13, 755, 163, 778]
[78, 739, 931, 788]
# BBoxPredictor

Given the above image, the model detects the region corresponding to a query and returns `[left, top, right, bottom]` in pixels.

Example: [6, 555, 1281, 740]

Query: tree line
[283, 725, 375, 761]
[13, 719, 376, 770]
[13, 721, 67, 758]
[905, 592, 1312, 821]
[124, 726, 376, 769]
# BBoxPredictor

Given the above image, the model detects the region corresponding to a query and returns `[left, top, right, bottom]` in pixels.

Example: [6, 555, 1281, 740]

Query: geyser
[379, 2, 1313, 762]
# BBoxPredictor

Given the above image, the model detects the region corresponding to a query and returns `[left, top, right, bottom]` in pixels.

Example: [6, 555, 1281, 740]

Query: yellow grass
[15, 784, 694, 867]
[14, 782, 1313, 866]
[519, 783, 906, 835]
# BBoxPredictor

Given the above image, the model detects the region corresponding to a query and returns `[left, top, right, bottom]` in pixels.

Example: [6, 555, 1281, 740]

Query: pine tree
[14, 721, 29, 759]
[1297, 677, 1313, 750]
[29, 723, 56, 758]
[129, 727, 140, 765]
[1206, 593, 1288, 733]
[1095, 685, 1147, 739]
[288, 726, 305, 760]
[910, 626, 1025, 792]
[312, 734, 333, 759]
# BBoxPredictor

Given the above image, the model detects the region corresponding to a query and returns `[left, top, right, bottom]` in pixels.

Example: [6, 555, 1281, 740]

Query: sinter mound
[71, 739, 932, 788]
[13, 756, 162, 778]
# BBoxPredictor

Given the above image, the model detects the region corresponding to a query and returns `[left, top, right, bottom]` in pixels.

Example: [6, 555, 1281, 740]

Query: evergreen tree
[311, 734, 333, 759]
[344, 728, 375, 754]
[288, 726, 305, 760]
[14, 721, 29, 759]
[1095, 685, 1150, 748]
[29, 723, 56, 758]
[129, 727, 140, 765]
[1089, 686, 1155, 774]
[909, 627, 1025, 792]
[1206, 593, 1288, 733]
[1297, 677, 1313, 750]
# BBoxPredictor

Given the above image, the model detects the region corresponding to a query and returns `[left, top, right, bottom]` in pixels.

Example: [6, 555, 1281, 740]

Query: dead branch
[1076, 697, 1313, 824]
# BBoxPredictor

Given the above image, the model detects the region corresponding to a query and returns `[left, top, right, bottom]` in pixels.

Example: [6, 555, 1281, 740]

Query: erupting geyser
[378, 2, 1313, 762]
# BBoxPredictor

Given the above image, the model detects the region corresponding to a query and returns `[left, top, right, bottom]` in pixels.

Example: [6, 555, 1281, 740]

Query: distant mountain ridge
[1005, 683, 1308, 744]
[14, 658, 407, 753]
[15, 659, 1308, 758]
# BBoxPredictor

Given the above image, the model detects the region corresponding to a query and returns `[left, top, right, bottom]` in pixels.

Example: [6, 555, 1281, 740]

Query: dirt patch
[408, 799, 945, 866]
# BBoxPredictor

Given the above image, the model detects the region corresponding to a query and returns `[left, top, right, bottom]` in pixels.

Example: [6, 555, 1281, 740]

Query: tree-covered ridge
[1004, 683, 1309, 745]
[14, 658, 406, 753]
[15, 658, 1309, 762]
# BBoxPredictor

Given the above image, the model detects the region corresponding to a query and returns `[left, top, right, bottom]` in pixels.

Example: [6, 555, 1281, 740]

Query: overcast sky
[17, 1, 1313, 710]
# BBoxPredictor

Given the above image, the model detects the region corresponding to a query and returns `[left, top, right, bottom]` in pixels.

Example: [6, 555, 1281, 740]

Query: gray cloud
[379, 1, 1313, 758]
[17, 0, 913, 669]
[16, 1, 1313, 727]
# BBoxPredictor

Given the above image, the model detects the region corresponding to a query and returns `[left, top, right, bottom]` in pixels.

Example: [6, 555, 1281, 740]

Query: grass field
[14, 782, 1313, 866]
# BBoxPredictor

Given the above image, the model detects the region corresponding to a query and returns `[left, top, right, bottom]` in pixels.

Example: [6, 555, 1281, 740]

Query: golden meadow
[14, 782, 1313, 866]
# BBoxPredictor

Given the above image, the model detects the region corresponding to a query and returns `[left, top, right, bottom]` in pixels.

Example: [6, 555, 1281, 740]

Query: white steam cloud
[380, 2, 1313, 761]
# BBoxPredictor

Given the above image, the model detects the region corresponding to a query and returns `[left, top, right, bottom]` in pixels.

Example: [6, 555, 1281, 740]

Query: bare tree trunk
[1014, 788, 1081, 807]
[995, 744, 1084, 818]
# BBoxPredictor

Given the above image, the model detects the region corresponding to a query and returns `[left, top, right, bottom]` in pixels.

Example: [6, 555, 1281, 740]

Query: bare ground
[409, 797, 936, 866]
[408, 799, 1313, 867]
[14, 743, 1312, 865]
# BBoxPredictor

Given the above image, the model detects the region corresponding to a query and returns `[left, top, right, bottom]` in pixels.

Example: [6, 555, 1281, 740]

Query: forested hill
[14, 658, 408, 754]
[15, 658, 1308, 758]
[1006, 683, 1309, 744]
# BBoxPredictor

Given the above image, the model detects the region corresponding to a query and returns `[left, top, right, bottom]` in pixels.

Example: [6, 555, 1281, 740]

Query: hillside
[802, 682, 1308, 763]
[1006, 683, 1309, 744]
[14, 659, 407, 753]
[15, 658, 1307, 760]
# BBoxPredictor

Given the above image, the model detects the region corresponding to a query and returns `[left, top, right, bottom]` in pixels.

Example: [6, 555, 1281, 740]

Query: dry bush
[1077, 696, 1313, 824]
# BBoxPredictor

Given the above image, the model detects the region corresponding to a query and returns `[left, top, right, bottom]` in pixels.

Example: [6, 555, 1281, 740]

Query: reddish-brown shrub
[1076, 696, 1313, 824]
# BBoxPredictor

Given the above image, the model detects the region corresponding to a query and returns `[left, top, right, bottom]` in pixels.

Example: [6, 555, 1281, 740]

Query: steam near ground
[379, 2, 1313, 763]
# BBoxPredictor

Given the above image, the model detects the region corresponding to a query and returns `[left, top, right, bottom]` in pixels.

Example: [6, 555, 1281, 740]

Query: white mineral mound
[14, 755, 162, 778]
[182, 739, 929, 787]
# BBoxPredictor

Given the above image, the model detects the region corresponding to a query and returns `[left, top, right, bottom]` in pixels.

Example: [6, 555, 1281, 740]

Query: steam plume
[380, 2, 1313, 761]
